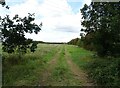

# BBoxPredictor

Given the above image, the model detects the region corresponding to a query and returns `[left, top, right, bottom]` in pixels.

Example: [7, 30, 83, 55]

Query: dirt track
[39, 45, 93, 86]
[65, 47, 93, 86]
[39, 47, 62, 86]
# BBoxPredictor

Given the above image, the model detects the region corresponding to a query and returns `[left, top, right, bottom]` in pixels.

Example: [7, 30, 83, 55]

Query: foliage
[80, 2, 120, 57]
[0, 0, 5, 6]
[86, 58, 120, 86]
[0, 14, 42, 54]
[68, 38, 82, 47]
[0, 0, 9, 9]
[81, 32, 95, 51]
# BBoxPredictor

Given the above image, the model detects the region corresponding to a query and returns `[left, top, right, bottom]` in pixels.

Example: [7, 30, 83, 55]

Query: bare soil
[65, 47, 93, 86]
[39, 48, 62, 86]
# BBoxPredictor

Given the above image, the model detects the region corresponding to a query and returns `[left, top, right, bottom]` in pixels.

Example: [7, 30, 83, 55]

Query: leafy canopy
[80, 2, 120, 57]
[0, 0, 9, 9]
[0, 14, 42, 53]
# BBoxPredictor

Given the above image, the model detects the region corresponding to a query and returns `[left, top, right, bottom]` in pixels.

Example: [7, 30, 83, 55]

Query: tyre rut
[65, 46, 93, 86]
[39, 46, 62, 86]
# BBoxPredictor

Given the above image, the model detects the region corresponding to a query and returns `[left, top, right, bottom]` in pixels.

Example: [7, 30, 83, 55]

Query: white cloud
[23, 0, 82, 42]
[39, 0, 73, 17]
[0, 0, 91, 42]
[26, 30, 80, 42]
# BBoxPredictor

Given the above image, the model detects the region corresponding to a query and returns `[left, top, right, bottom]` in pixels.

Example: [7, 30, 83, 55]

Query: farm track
[65, 46, 93, 86]
[3, 44, 94, 86]
[39, 46, 63, 86]
[38, 45, 93, 86]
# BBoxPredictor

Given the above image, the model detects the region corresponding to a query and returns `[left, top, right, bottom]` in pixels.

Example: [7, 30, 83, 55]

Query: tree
[80, 2, 120, 57]
[0, 0, 5, 6]
[0, 0, 9, 9]
[0, 14, 42, 54]
[81, 32, 95, 51]
[68, 38, 81, 46]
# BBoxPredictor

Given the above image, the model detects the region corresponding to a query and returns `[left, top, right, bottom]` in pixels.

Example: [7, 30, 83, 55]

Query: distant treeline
[33, 41, 66, 44]
[68, 38, 82, 46]
[67, 36, 94, 51]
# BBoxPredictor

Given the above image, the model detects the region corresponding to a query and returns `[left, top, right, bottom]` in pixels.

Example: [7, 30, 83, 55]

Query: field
[2, 44, 94, 86]
[2, 44, 120, 86]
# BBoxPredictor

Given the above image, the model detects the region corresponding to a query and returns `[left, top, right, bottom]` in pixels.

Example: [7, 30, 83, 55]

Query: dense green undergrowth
[86, 57, 120, 86]
[2, 44, 60, 86]
[66, 45, 120, 86]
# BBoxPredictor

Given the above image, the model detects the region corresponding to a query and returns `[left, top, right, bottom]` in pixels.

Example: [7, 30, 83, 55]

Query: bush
[86, 57, 120, 86]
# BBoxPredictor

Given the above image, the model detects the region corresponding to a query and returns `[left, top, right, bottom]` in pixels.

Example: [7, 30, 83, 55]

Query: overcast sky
[0, 0, 91, 42]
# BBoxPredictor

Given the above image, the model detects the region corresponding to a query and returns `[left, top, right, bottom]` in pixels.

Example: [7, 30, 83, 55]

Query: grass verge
[66, 45, 93, 69]
[66, 45, 120, 86]
[2, 44, 60, 86]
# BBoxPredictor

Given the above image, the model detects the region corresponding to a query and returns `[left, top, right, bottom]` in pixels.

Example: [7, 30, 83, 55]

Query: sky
[0, 0, 91, 42]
